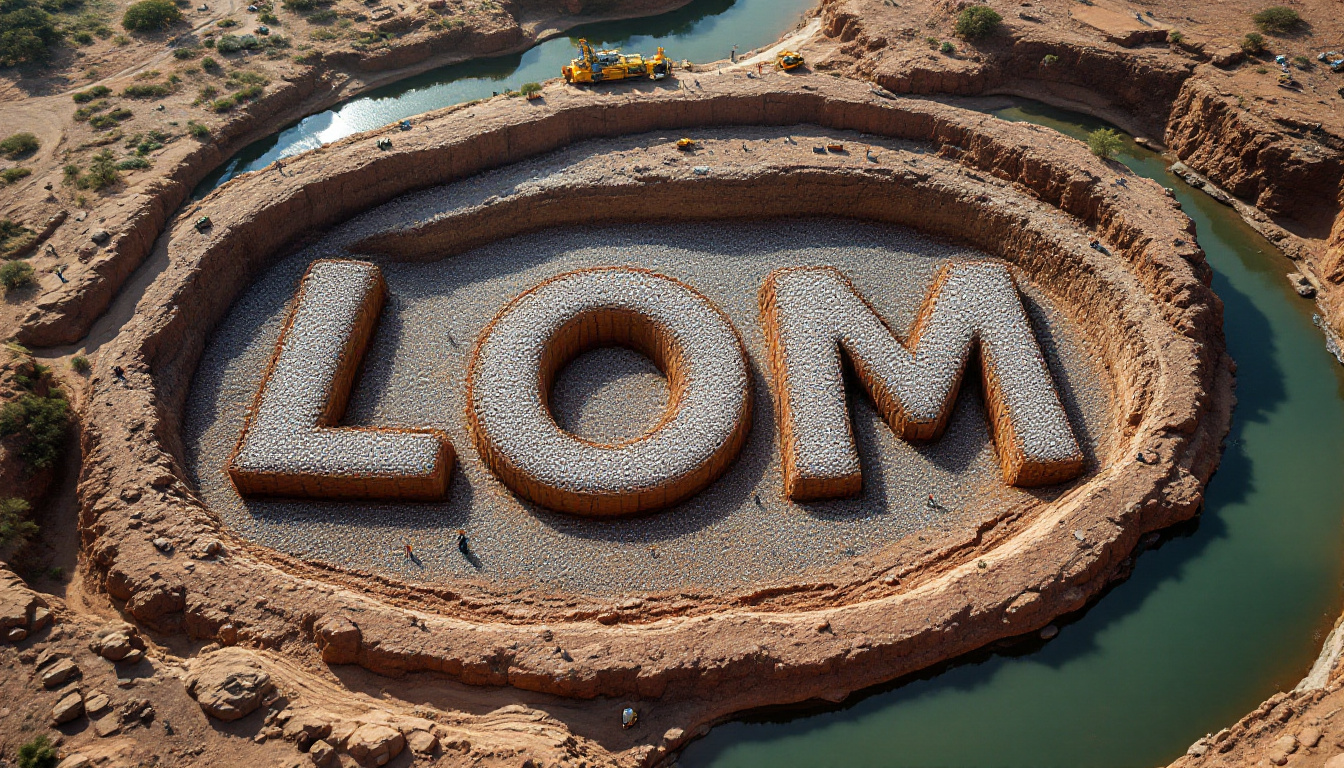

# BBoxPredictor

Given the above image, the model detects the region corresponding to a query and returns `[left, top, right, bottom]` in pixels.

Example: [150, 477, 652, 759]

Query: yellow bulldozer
[562, 38, 673, 84]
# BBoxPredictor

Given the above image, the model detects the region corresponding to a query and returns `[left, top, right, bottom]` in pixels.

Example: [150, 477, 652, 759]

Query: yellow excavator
[776, 50, 805, 71]
[562, 38, 673, 84]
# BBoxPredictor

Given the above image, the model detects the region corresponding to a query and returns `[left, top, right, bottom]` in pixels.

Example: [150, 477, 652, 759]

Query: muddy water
[195, 0, 814, 193]
[678, 100, 1344, 767]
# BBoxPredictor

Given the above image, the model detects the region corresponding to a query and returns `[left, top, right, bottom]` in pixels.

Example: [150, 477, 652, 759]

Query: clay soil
[2, 0, 1344, 765]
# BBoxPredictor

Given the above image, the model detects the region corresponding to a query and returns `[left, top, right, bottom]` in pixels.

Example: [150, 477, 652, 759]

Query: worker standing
[731, 44, 737, 63]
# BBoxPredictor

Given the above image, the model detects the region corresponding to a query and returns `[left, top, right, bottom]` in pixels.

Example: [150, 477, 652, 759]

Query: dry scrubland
[0, 0, 1340, 764]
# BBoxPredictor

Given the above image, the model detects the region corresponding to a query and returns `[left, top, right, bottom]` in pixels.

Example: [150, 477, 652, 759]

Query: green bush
[201, 54, 219, 70]
[1168, 30, 1183, 44]
[0, 0, 63, 66]
[258, 10, 277, 23]
[72, 84, 110, 102]
[0, 258, 33, 289]
[122, 0, 181, 31]
[0, 496, 36, 550]
[210, 96, 235, 111]
[187, 120, 209, 138]
[519, 81, 542, 95]
[282, 0, 315, 10]
[1292, 54, 1310, 69]
[0, 390, 70, 469]
[70, 354, 89, 372]
[2, 167, 32, 183]
[307, 8, 335, 21]
[1241, 32, 1265, 53]
[172, 45, 197, 58]
[72, 29, 91, 44]
[954, 5, 1001, 39]
[0, 219, 32, 254]
[215, 16, 235, 26]
[939, 40, 955, 54]
[1087, 127, 1123, 159]
[1041, 53, 1059, 66]
[0, 131, 39, 159]
[1252, 6, 1301, 33]
[117, 156, 150, 169]
[215, 32, 259, 52]
[122, 82, 172, 97]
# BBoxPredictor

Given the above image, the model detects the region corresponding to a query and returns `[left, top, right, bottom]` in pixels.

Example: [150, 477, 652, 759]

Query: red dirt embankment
[70, 72, 1228, 764]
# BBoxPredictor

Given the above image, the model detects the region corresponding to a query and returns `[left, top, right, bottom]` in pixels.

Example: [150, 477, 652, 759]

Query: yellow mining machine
[562, 38, 673, 84]
[776, 50, 805, 71]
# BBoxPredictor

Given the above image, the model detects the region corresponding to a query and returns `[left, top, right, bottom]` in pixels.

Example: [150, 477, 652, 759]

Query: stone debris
[52, 691, 84, 724]
[468, 268, 752, 515]
[184, 648, 274, 721]
[42, 658, 80, 688]
[406, 728, 438, 754]
[308, 739, 336, 765]
[761, 262, 1083, 499]
[229, 260, 454, 501]
[89, 621, 147, 661]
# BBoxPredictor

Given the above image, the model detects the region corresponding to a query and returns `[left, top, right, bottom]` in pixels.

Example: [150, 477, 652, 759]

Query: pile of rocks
[228, 260, 454, 501]
[467, 267, 752, 516]
[761, 262, 1083, 499]
[1, 565, 52, 643]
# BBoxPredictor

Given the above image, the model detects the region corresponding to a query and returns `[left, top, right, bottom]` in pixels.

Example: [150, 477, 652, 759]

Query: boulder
[42, 658, 79, 688]
[406, 729, 438, 755]
[308, 739, 336, 766]
[52, 691, 84, 724]
[184, 648, 274, 721]
[313, 614, 360, 665]
[282, 708, 333, 749]
[346, 723, 405, 766]
[85, 692, 110, 715]
[90, 622, 147, 661]
[0, 568, 46, 637]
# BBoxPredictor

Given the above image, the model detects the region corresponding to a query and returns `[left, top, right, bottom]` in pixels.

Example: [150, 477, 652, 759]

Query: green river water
[198, 0, 1344, 760]
[679, 101, 1344, 768]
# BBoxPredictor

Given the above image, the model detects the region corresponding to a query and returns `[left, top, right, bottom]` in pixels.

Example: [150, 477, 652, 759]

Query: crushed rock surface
[184, 213, 1114, 596]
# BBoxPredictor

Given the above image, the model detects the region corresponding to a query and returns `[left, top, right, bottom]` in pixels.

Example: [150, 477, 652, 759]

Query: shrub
[72, 29, 92, 44]
[0, 390, 70, 469]
[107, 106, 132, 119]
[954, 5, 1001, 39]
[1241, 32, 1265, 53]
[307, 8, 336, 21]
[1292, 54, 1310, 69]
[1087, 127, 1123, 159]
[1041, 53, 1059, 66]
[117, 156, 150, 169]
[215, 32, 259, 52]
[122, 82, 172, 97]
[1252, 6, 1301, 33]
[215, 16, 235, 26]
[72, 148, 119, 189]
[210, 96, 235, 111]
[519, 81, 541, 95]
[122, 0, 182, 31]
[2, 167, 32, 183]
[0, 132, 38, 159]
[0, 219, 32, 253]
[0, 496, 36, 551]
[258, 10, 277, 23]
[0, 258, 34, 289]
[172, 45, 197, 58]
[0, 0, 63, 66]
[187, 120, 209, 137]
[282, 0, 315, 10]
[1168, 30, 1183, 44]
[201, 54, 219, 70]
[70, 354, 90, 372]
[939, 40, 955, 54]
[72, 84, 110, 102]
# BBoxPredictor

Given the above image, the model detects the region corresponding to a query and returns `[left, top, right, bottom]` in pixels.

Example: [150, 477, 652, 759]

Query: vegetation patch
[954, 5, 1001, 39]
[1252, 6, 1302, 33]
[72, 84, 111, 102]
[1242, 31, 1265, 53]
[1, 167, 32, 184]
[64, 148, 120, 190]
[0, 378, 70, 470]
[0, 219, 35, 255]
[0, 496, 36, 550]
[1087, 127, 1123, 159]
[122, 0, 181, 31]
[0, 257, 34, 288]
[0, 132, 39, 159]
[122, 81, 173, 98]
[0, 0, 64, 65]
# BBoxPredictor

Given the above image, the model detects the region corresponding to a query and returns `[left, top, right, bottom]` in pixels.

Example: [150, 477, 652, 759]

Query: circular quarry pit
[80, 76, 1231, 759]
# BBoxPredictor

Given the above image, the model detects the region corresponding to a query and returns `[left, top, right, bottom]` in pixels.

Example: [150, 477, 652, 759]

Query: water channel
[195, 0, 815, 192]
[196, 0, 1344, 761]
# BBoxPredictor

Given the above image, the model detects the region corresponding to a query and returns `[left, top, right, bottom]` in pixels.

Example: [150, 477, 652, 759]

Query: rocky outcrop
[1165, 79, 1344, 232]
[185, 648, 274, 721]
[0, 566, 51, 643]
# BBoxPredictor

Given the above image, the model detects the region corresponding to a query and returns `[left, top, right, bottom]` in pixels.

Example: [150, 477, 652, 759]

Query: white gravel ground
[182, 219, 1114, 596]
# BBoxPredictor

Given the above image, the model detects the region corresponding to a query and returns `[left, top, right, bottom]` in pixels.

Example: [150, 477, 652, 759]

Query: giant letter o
[466, 268, 752, 516]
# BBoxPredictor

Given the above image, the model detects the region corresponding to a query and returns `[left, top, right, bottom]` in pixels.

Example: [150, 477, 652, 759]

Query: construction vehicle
[776, 50, 805, 71]
[676, 138, 696, 151]
[563, 39, 673, 84]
